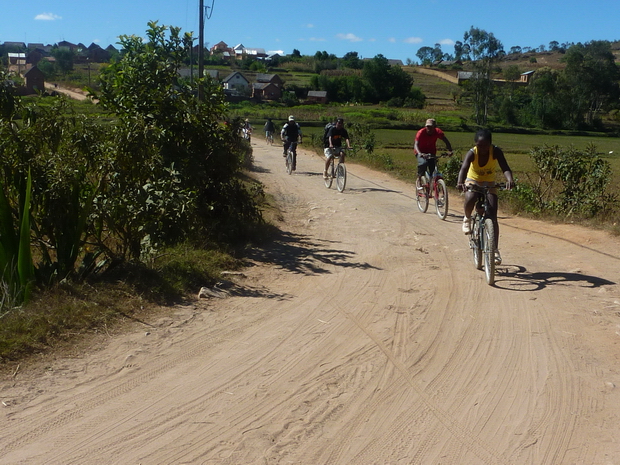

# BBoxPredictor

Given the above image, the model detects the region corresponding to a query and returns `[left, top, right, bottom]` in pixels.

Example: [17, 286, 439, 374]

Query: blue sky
[3, 0, 619, 63]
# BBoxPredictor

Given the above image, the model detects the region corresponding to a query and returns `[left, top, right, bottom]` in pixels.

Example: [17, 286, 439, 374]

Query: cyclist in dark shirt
[323, 118, 351, 179]
[281, 115, 302, 169]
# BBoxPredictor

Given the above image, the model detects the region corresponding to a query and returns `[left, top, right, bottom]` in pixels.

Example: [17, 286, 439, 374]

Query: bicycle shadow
[492, 264, 615, 291]
[243, 229, 380, 277]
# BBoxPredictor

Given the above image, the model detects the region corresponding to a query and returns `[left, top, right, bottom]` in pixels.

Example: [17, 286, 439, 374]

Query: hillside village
[1, 39, 407, 103]
[1, 39, 324, 101]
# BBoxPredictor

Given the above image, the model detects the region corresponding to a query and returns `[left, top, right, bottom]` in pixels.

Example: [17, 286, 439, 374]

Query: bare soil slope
[2, 141, 620, 464]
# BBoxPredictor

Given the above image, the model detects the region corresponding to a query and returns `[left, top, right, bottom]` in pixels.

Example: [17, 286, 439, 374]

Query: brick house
[252, 82, 282, 101]
[24, 66, 45, 94]
[306, 90, 328, 104]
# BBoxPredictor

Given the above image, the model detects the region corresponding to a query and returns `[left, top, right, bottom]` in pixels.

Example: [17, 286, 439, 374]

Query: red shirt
[415, 127, 445, 155]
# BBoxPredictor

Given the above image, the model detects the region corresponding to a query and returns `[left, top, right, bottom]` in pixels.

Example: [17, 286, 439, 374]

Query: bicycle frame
[416, 154, 449, 220]
[324, 148, 348, 192]
[468, 184, 498, 285]
[285, 142, 297, 175]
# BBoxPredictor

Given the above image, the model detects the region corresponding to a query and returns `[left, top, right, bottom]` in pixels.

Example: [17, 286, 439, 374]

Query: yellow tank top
[466, 146, 498, 183]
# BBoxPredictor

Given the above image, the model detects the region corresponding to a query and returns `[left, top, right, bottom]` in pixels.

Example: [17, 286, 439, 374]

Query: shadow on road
[492, 265, 616, 291]
[244, 229, 380, 276]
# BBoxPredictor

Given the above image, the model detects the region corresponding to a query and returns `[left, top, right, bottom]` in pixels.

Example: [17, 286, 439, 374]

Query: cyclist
[264, 118, 275, 143]
[281, 115, 302, 170]
[457, 128, 515, 265]
[414, 118, 453, 187]
[323, 118, 351, 179]
[242, 118, 252, 142]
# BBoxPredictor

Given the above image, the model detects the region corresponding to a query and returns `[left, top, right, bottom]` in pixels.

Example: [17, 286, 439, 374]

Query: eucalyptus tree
[461, 26, 505, 125]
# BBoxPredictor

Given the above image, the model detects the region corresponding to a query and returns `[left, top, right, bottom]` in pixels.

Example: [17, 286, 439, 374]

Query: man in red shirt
[414, 118, 453, 186]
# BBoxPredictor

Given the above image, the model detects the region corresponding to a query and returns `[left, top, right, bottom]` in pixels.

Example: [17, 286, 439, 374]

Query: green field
[293, 125, 620, 187]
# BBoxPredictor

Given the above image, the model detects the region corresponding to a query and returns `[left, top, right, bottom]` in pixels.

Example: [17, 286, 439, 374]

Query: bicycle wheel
[336, 162, 347, 192]
[416, 176, 429, 213]
[483, 218, 496, 285]
[434, 178, 449, 220]
[324, 161, 333, 188]
[470, 215, 482, 270]
[286, 151, 293, 175]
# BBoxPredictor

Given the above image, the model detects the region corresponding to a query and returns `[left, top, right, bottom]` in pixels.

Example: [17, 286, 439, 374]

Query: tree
[509, 46, 522, 55]
[52, 47, 75, 76]
[562, 41, 620, 127]
[416, 46, 435, 66]
[462, 26, 505, 125]
[362, 54, 414, 103]
[453, 41, 466, 61]
[342, 51, 362, 69]
[97, 21, 259, 256]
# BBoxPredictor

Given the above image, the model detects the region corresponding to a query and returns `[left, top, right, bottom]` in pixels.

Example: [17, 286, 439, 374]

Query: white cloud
[306, 24, 314, 28]
[336, 33, 362, 43]
[389, 38, 396, 43]
[439, 38, 455, 46]
[404, 37, 423, 44]
[35, 12, 62, 21]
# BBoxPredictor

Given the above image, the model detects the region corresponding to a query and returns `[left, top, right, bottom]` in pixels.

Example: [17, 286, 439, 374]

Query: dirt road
[2, 140, 620, 464]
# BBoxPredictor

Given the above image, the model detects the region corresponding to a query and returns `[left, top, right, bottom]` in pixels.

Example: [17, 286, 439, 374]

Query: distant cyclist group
[258, 115, 514, 269]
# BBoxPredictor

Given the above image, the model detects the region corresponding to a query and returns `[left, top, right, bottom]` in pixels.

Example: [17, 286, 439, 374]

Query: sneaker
[292, 165, 296, 171]
[462, 216, 472, 234]
[494, 250, 502, 265]
[323, 171, 329, 179]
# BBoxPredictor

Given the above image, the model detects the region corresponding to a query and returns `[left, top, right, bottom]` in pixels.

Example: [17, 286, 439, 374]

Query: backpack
[323, 122, 335, 148]
[284, 122, 299, 141]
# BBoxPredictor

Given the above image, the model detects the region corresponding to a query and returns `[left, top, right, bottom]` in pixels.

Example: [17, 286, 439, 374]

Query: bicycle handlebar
[465, 183, 508, 194]
[418, 152, 451, 160]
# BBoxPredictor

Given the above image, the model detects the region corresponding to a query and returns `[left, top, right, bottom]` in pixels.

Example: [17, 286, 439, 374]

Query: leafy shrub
[441, 154, 463, 187]
[523, 144, 618, 217]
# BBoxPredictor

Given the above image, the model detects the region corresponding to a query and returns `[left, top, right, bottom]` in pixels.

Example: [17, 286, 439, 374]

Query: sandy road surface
[2, 140, 620, 464]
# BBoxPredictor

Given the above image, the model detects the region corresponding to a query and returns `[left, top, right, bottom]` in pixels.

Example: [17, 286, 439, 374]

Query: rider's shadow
[492, 265, 615, 291]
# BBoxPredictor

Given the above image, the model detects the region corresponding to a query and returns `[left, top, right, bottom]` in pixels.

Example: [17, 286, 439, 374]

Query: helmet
[288, 115, 295, 121]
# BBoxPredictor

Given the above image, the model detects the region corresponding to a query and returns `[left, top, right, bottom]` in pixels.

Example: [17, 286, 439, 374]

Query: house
[8, 52, 26, 66]
[210, 41, 230, 53]
[57, 40, 78, 51]
[24, 66, 45, 94]
[27, 50, 44, 65]
[252, 82, 282, 101]
[306, 90, 328, 104]
[222, 71, 250, 95]
[3, 41, 26, 51]
[87, 43, 110, 62]
[457, 71, 475, 84]
[520, 70, 535, 84]
[255, 73, 283, 87]
[231, 43, 267, 60]
[27, 43, 46, 51]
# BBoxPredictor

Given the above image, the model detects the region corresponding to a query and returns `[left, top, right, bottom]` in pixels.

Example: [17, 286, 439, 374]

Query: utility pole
[198, 0, 204, 101]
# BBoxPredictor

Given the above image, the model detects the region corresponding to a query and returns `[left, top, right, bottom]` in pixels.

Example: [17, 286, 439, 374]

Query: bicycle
[324, 147, 348, 192]
[266, 131, 274, 145]
[285, 141, 297, 175]
[415, 153, 449, 220]
[466, 183, 504, 286]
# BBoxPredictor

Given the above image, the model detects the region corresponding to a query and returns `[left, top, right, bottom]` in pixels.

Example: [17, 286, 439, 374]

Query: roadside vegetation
[0, 22, 619, 366]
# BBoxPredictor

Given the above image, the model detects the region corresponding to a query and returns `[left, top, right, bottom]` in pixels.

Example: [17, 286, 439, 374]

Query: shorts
[324, 147, 344, 159]
[465, 179, 498, 195]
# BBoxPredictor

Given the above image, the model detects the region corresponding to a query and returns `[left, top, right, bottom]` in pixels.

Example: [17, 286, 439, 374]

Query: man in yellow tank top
[457, 129, 514, 264]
